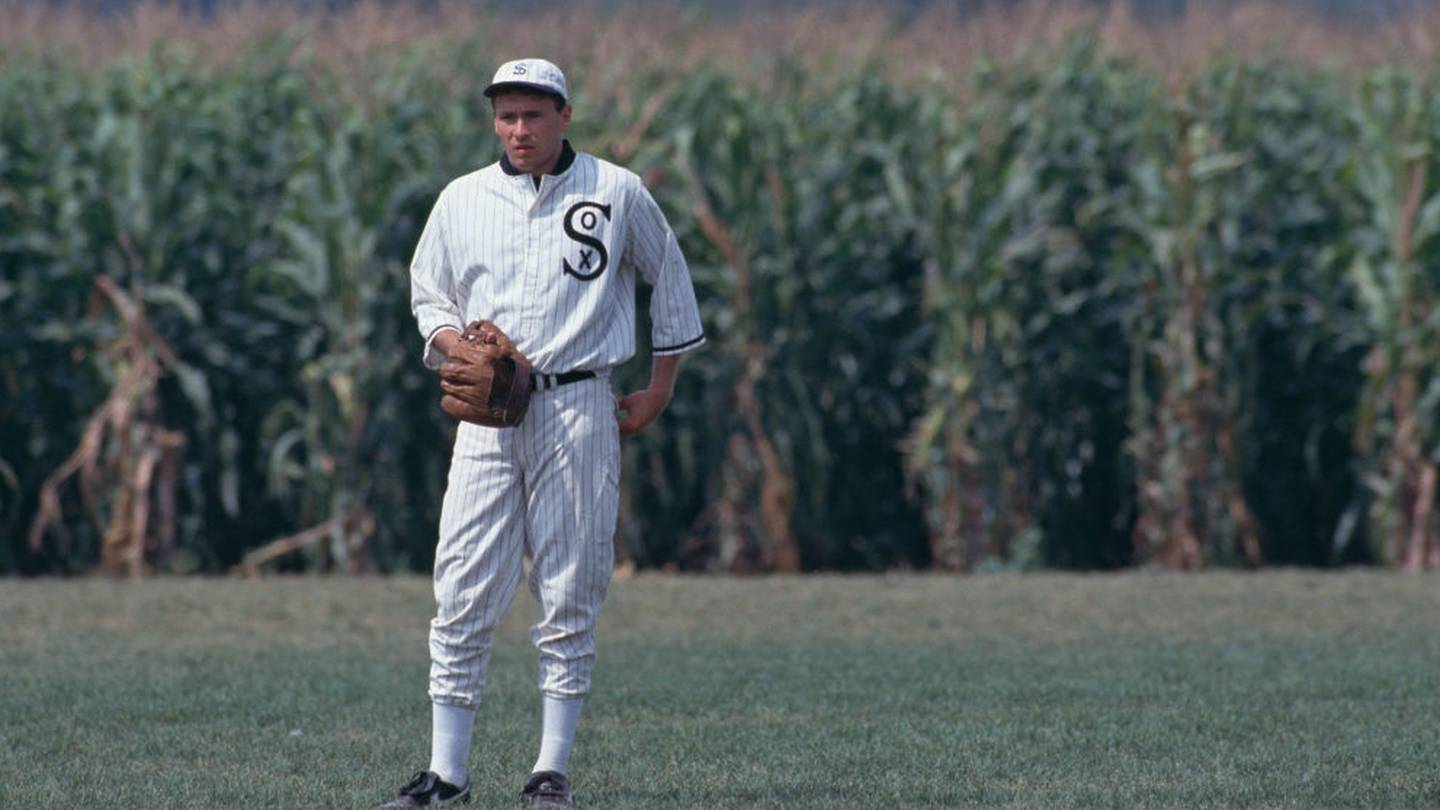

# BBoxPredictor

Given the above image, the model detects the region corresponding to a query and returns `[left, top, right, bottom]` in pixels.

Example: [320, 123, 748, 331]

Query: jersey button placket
[522, 183, 544, 349]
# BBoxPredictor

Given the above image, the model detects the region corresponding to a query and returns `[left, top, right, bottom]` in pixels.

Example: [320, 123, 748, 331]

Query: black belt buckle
[530, 369, 596, 392]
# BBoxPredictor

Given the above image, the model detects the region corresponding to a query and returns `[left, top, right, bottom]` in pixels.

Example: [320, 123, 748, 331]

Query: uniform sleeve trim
[427, 324, 462, 342]
[653, 334, 706, 355]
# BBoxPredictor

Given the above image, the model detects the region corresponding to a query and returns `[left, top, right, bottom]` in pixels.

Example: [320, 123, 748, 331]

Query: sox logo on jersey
[562, 201, 611, 280]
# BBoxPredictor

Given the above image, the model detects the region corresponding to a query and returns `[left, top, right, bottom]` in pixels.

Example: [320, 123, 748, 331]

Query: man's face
[492, 91, 571, 176]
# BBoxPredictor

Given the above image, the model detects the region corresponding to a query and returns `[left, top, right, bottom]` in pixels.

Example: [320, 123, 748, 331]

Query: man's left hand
[616, 387, 672, 436]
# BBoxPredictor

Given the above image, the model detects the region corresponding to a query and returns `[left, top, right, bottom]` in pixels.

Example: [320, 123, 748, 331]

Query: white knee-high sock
[430, 702, 475, 787]
[531, 696, 584, 775]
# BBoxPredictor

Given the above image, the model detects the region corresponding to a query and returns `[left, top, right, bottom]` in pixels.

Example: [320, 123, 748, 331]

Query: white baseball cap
[483, 58, 568, 102]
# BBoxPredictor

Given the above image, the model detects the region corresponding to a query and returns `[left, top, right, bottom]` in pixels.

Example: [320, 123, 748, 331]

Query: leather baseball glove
[438, 320, 533, 428]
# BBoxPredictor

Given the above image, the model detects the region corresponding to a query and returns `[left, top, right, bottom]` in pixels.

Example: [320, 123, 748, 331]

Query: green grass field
[3, 573, 1439, 808]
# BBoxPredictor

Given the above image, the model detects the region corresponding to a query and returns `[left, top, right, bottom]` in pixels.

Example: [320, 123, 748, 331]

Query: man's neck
[502, 140, 577, 180]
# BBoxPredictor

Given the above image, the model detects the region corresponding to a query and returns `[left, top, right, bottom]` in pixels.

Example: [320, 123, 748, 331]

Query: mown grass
[2, 573, 1439, 808]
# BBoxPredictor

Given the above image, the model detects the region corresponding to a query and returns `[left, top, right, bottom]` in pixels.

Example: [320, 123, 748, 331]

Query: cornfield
[3, 11, 1439, 574]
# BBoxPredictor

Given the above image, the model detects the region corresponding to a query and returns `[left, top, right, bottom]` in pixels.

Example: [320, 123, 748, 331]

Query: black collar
[500, 140, 576, 178]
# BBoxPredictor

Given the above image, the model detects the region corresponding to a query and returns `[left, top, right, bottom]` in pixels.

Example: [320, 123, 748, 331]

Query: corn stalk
[1348, 71, 1440, 568]
[27, 276, 186, 575]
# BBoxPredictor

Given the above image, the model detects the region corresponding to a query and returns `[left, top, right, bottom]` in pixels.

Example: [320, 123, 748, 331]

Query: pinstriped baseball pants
[428, 375, 619, 707]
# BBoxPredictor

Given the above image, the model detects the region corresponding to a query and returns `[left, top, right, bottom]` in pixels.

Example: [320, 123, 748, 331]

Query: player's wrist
[432, 327, 464, 359]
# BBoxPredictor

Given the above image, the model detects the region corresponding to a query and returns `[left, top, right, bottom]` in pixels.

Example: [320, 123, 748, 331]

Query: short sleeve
[622, 180, 705, 356]
[410, 190, 463, 369]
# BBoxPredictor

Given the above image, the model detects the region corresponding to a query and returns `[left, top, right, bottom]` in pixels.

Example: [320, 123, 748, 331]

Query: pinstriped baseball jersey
[410, 141, 706, 373]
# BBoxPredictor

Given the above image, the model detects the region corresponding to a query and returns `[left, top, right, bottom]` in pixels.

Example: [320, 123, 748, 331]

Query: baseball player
[373, 58, 705, 809]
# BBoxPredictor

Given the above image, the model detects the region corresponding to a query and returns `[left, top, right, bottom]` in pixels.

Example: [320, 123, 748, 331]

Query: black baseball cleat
[518, 770, 574, 807]
[373, 771, 471, 808]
